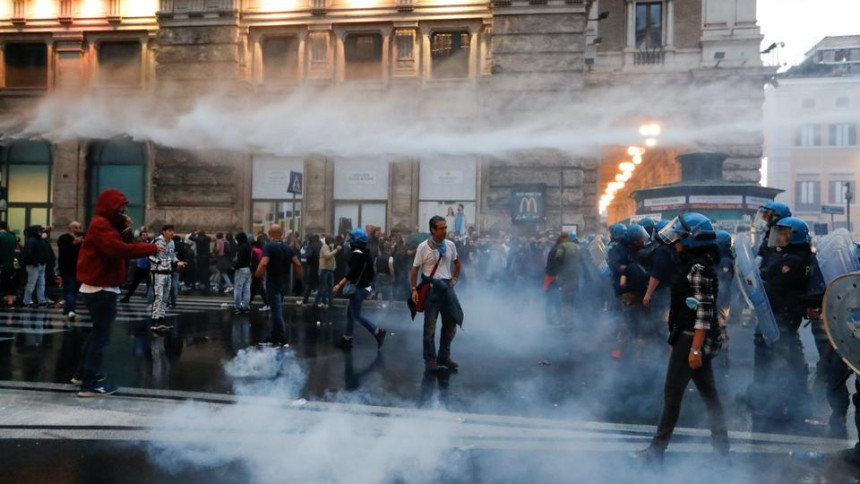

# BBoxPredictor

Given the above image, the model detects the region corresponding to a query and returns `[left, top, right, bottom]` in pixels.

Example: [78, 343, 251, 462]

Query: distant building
[0, 0, 768, 238]
[765, 35, 860, 235]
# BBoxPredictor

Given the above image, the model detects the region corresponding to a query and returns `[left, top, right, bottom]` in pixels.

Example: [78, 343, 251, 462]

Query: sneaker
[334, 337, 353, 351]
[77, 382, 118, 398]
[224, 286, 234, 294]
[425, 360, 445, 373]
[259, 305, 270, 312]
[631, 446, 664, 466]
[66, 311, 77, 321]
[70, 373, 106, 385]
[374, 329, 387, 349]
[233, 308, 243, 315]
[437, 357, 458, 370]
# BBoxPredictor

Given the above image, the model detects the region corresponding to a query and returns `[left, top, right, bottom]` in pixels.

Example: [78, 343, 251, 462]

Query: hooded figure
[73, 189, 158, 398]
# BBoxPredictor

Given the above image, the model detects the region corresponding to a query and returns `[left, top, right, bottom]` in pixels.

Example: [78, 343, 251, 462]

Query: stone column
[303, 156, 332, 235]
[388, 159, 419, 232]
[51, 141, 84, 228]
[52, 32, 87, 92]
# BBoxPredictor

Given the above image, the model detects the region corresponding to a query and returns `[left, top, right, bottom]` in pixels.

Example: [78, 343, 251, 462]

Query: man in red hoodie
[74, 189, 158, 397]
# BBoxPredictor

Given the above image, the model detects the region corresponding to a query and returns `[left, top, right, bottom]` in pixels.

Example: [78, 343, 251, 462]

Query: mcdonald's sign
[511, 183, 546, 223]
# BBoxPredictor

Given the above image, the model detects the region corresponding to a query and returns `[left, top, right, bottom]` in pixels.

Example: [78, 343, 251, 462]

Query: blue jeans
[62, 275, 80, 314]
[80, 290, 118, 388]
[315, 269, 334, 305]
[266, 281, 287, 343]
[346, 288, 377, 337]
[23, 264, 46, 305]
[233, 268, 252, 310]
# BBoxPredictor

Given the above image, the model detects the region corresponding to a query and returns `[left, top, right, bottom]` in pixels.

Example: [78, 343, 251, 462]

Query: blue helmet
[568, 231, 578, 242]
[626, 224, 650, 245]
[756, 201, 792, 230]
[349, 228, 369, 245]
[656, 212, 716, 249]
[772, 217, 809, 247]
[610, 223, 626, 242]
[638, 218, 656, 237]
[715, 230, 732, 253]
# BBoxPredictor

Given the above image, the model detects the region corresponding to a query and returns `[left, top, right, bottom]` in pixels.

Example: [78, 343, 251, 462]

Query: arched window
[87, 139, 147, 227]
[1, 140, 53, 237]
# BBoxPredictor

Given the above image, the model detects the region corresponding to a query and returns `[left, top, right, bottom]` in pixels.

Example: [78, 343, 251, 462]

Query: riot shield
[822, 272, 860, 374]
[587, 237, 611, 277]
[733, 236, 780, 345]
[815, 229, 860, 285]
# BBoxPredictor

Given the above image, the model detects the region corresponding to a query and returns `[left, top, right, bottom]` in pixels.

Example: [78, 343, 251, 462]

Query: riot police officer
[751, 216, 814, 431]
[754, 201, 791, 267]
[635, 213, 729, 464]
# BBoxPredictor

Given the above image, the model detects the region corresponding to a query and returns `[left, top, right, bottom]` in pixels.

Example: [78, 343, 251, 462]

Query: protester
[0, 221, 18, 308]
[254, 224, 302, 346]
[73, 189, 158, 397]
[21, 225, 51, 308]
[315, 235, 339, 308]
[149, 225, 185, 331]
[332, 229, 386, 350]
[411, 216, 463, 373]
[233, 232, 252, 314]
[57, 221, 84, 320]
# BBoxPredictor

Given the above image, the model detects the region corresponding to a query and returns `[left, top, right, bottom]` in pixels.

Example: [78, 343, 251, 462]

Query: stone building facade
[764, 35, 860, 236]
[0, 0, 769, 237]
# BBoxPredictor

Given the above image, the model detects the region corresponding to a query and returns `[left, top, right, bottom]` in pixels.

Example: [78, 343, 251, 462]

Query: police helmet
[626, 224, 650, 245]
[610, 223, 626, 242]
[656, 212, 716, 249]
[715, 230, 732, 253]
[771, 217, 810, 247]
[755, 201, 792, 231]
[638, 218, 656, 237]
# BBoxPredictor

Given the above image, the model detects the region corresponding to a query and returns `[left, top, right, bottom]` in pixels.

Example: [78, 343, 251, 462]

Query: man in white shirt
[411, 216, 463, 372]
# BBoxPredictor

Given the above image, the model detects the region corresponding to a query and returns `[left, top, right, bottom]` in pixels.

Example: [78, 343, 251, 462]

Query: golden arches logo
[519, 197, 538, 214]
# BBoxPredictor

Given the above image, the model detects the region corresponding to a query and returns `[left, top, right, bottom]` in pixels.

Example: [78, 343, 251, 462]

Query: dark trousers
[301, 265, 319, 303]
[61, 275, 80, 314]
[251, 277, 267, 305]
[124, 265, 150, 300]
[423, 282, 458, 362]
[750, 324, 811, 421]
[79, 291, 118, 388]
[197, 256, 210, 288]
[652, 332, 729, 453]
[266, 282, 287, 343]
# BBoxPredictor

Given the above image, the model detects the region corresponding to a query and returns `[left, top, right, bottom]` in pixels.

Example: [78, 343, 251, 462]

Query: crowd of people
[5, 188, 860, 466]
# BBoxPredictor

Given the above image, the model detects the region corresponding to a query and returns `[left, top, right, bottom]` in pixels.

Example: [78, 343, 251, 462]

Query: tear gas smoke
[1, 80, 767, 160]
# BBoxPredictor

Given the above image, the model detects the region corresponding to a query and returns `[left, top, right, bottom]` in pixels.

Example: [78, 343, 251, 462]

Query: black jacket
[346, 245, 374, 289]
[57, 233, 81, 277]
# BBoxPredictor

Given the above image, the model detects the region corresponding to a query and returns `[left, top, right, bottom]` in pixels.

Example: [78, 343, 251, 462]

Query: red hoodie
[76, 189, 157, 287]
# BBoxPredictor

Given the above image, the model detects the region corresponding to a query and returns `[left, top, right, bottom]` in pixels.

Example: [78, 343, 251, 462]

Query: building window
[795, 180, 820, 211]
[796, 124, 821, 147]
[834, 49, 852, 62]
[831, 181, 856, 204]
[1, 140, 53, 237]
[308, 32, 329, 66]
[261, 37, 299, 84]
[251, 157, 303, 235]
[4, 43, 48, 89]
[98, 41, 142, 87]
[431, 32, 470, 79]
[395, 30, 414, 67]
[253, 201, 302, 236]
[830, 123, 858, 146]
[801, 98, 816, 109]
[344, 33, 383, 81]
[635, 2, 663, 50]
[836, 97, 850, 109]
[87, 139, 147, 227]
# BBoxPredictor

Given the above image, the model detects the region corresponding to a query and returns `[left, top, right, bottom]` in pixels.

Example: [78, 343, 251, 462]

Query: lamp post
[846, 181, 853, 233]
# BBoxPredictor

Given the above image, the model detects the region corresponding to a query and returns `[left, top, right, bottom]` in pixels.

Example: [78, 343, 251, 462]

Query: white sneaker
[260, 305, 270, 312]
[67, 311, 77, 321]
[224, 286, 234, 294]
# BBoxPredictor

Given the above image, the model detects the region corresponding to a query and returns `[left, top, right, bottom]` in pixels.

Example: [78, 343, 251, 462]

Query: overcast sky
[758, 0, 860, 68]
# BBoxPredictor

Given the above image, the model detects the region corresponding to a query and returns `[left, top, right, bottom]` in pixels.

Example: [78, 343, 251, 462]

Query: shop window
[98, 41, 142, 87]
[252, 200, 302, 236]
[262, 36, 299, 84]
[431, 32, 470, 79]
[4, 43, 48, 89]
[1, 140, 52, 237]
[87, 139, 147, 227]
[344, 33, 383, 81]
[334, 202, 385, 234]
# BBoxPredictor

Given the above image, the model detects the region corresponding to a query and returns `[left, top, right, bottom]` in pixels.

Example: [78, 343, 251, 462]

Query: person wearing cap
[21, 225, 51, 307]
[333, 228, 386, 351]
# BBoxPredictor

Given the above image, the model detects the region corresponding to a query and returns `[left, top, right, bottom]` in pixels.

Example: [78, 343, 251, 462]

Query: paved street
[1, 290, 859, 482]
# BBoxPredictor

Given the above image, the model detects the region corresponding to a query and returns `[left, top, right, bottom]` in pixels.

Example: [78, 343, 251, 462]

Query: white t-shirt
[413, 239, 457, 280]
[80, 283, 120, 294]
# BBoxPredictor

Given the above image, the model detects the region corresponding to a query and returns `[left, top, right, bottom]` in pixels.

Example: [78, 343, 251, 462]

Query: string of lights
[598, 123, 661, 215]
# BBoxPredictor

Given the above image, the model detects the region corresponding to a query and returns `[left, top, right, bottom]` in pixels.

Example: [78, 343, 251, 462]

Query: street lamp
[846, 181, 853, 232]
